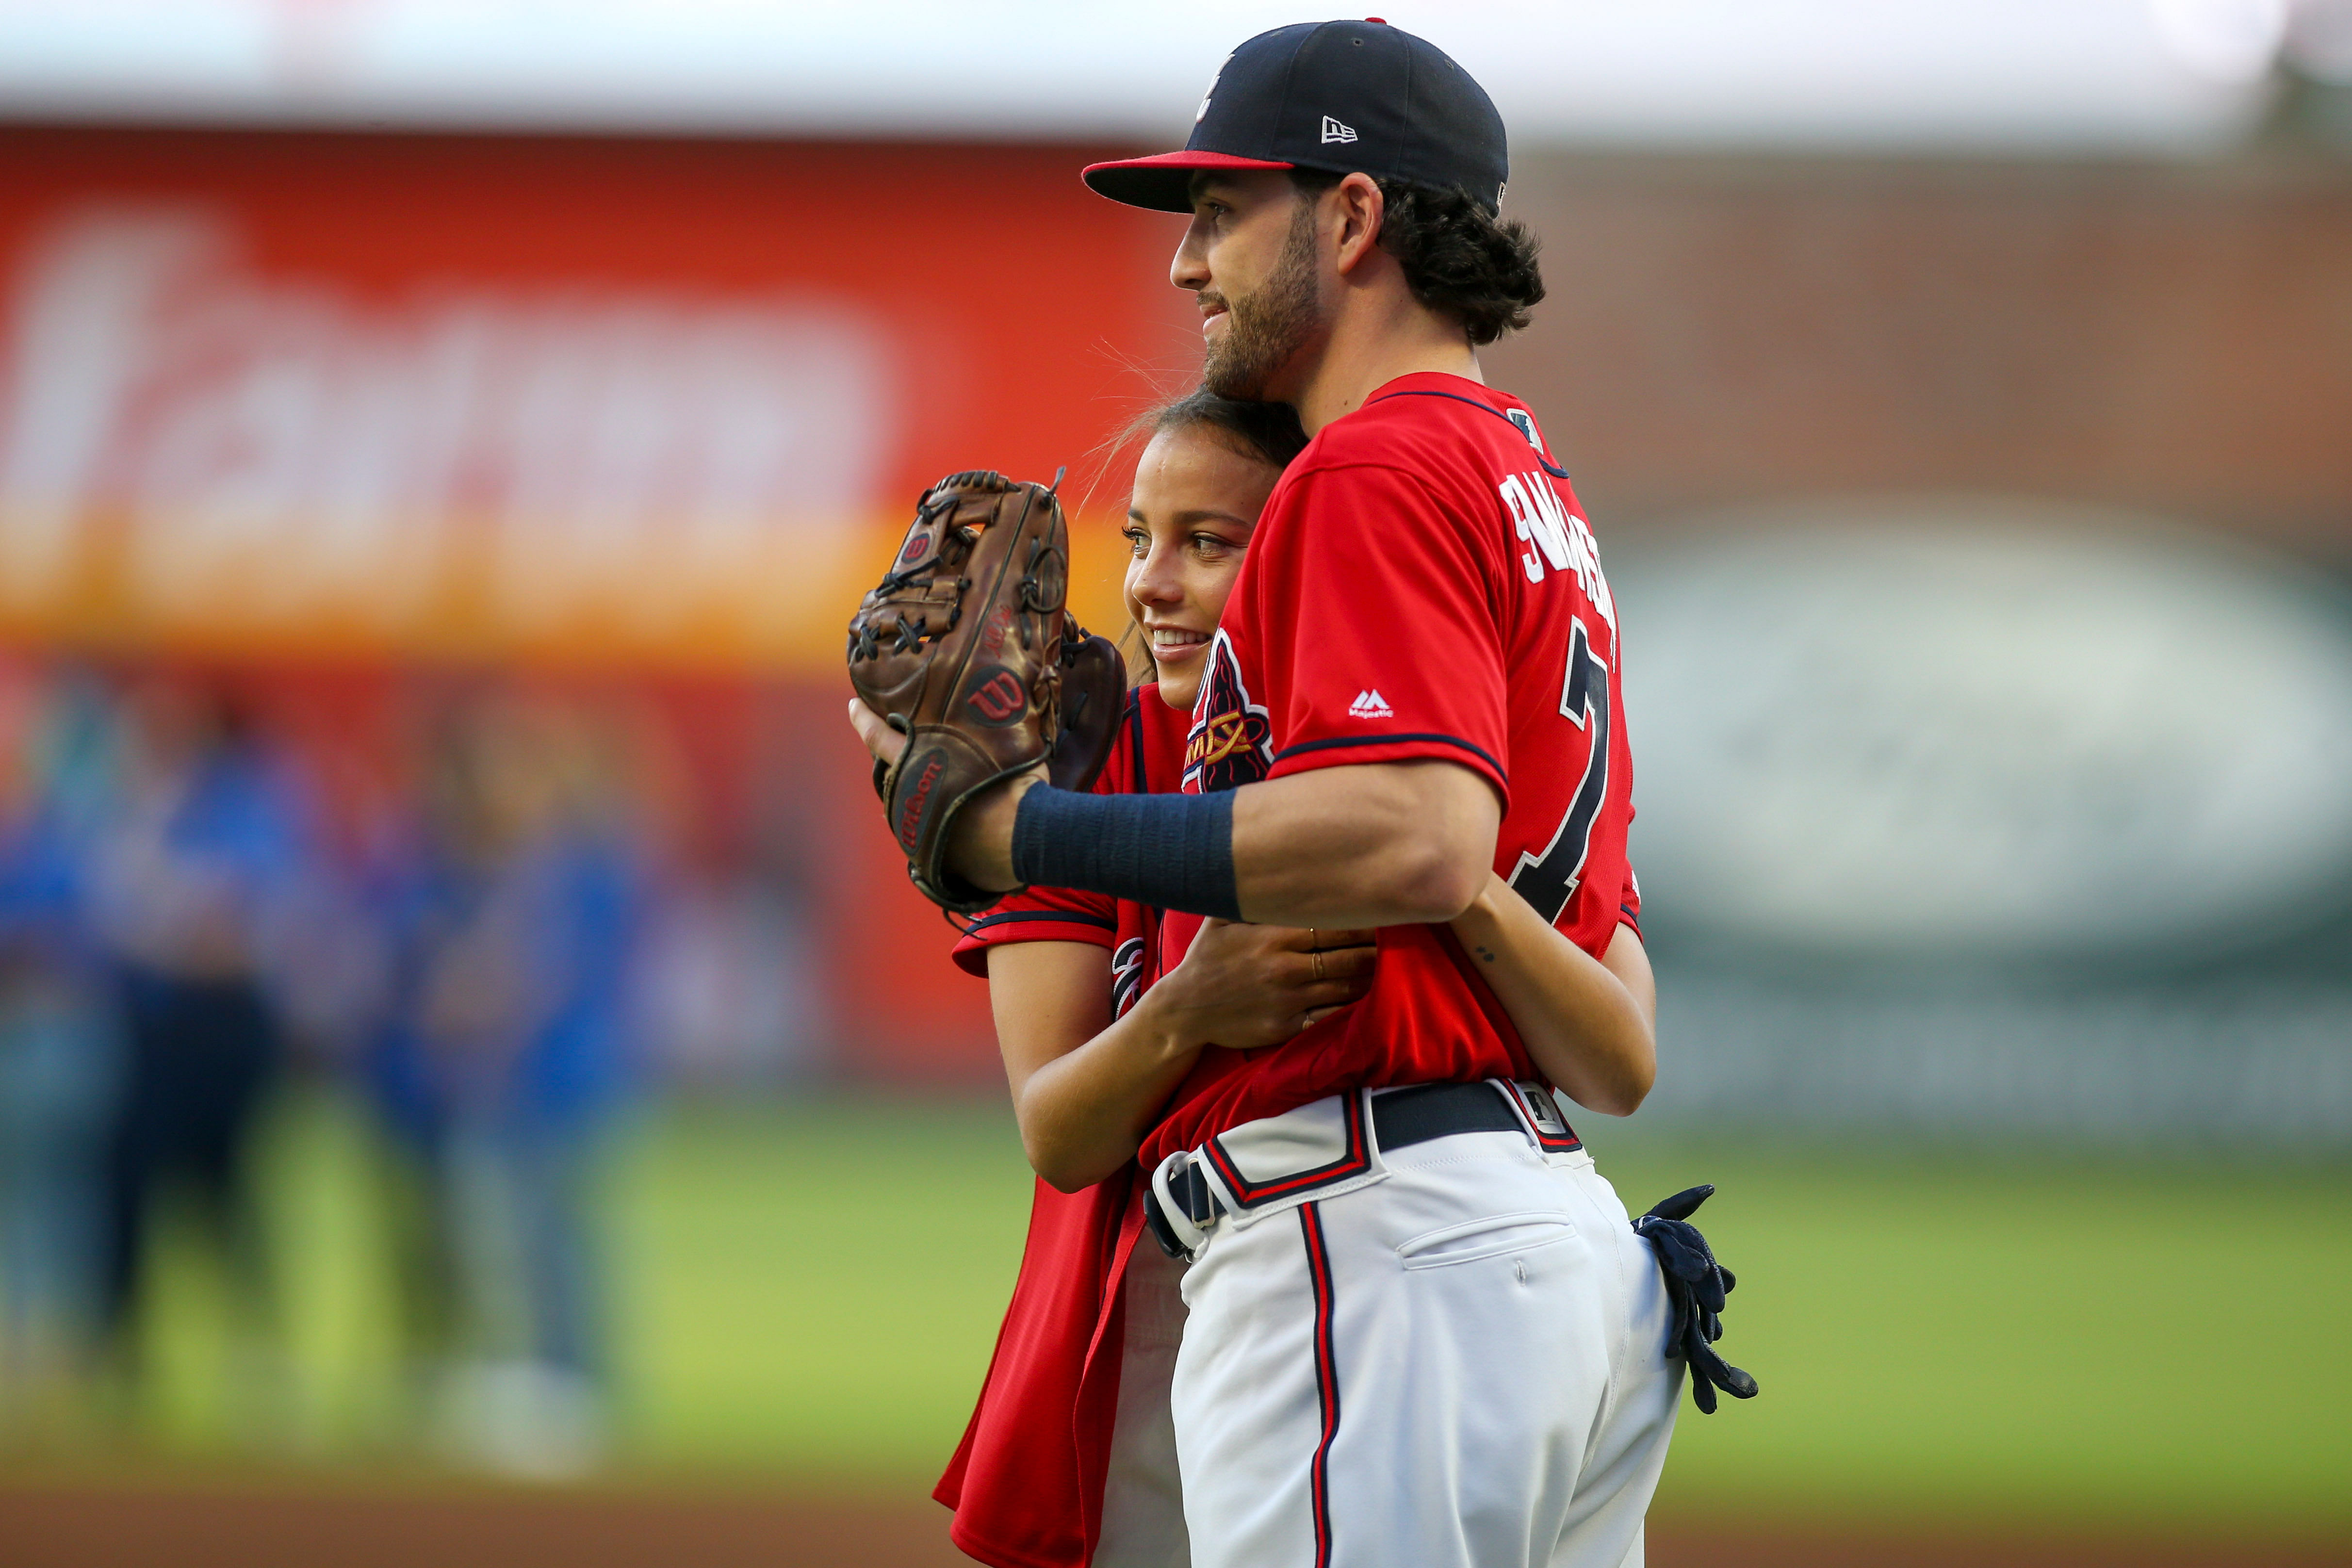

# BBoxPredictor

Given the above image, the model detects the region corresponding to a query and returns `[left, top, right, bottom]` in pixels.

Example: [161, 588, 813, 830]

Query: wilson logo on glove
[967, 671, 1028, 724]
[895, 753, 945, 854]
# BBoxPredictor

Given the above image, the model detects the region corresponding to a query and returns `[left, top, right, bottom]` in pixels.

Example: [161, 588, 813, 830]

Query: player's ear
[1330, 173, 1387, 277]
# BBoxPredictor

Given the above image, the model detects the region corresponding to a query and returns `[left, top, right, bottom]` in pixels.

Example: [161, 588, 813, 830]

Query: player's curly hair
[1290, 170, 1545, 345]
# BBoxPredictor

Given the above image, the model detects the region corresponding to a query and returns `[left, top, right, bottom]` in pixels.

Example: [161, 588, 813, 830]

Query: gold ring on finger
[1312, 949, 1326, 982]
[1308, 928, 1320, 951]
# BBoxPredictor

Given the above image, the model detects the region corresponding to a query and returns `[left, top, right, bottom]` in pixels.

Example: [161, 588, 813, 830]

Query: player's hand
[1145, 921, 1377, 1052]
[848, 697, 907, 769]
[943, 767, 1044, 894]
[848, 697, 1038, 894]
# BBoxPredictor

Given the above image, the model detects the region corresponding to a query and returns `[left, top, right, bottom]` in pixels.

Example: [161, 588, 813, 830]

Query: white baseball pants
[1126, 1119, 1678, 1568]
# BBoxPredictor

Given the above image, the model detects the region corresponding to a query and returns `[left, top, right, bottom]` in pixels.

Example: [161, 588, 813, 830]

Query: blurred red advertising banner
[0, 129, 1185, 670]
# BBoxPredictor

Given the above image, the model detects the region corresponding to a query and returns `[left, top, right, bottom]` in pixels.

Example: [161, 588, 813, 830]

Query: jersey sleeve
[949, 885, 1119, 978]
[1617, 863, 1642, 941]
[1249, 463, 1510, 806]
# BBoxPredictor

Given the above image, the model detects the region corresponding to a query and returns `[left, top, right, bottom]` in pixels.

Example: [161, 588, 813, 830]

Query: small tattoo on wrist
[1474, 945, 1496, 963]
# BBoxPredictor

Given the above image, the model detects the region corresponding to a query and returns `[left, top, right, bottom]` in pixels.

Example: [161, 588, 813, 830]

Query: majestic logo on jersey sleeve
[1348, 690, 1393, 719]
[1183, 629, 1273, 793]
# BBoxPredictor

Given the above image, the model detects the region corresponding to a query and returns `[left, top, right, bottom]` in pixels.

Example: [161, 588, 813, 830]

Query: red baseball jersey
[934, 380, 1641, 1560]
[1144, 371, 1638, 1166]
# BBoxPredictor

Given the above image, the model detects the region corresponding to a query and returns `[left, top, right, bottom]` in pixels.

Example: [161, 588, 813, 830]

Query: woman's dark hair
[1290, 170, 1545, 345]
[1123, 386, 1309, 470]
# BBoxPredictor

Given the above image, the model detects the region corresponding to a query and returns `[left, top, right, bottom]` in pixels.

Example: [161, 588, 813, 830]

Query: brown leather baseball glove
[848, 469, 1125, 913]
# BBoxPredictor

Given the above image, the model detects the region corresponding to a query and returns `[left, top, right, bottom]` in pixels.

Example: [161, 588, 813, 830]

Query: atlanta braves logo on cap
[1083, 20, 1509, 218]
[1197, 52, 1232, 123]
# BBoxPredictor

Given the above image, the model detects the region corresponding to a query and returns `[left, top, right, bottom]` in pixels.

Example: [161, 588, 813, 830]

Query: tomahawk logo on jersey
[1150, 371, 1638, 1162]
[1181, 629, 1274, 793]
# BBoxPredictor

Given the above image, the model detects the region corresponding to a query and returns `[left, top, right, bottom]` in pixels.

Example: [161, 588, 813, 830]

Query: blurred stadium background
[0, 2, 2348, 1564]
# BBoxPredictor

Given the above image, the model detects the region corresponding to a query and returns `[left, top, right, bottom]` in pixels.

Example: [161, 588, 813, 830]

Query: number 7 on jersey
[1507, 618, 1609, 926]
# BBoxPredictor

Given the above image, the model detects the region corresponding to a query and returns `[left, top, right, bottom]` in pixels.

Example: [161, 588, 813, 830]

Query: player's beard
[1201, 198, 1324, 402]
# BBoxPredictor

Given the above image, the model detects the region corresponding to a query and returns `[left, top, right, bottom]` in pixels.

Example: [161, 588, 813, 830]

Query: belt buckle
[1147, 1151, 1213, 1259]
[1144, 1183, 1191, 1259]
[1517, 1082, 1571, 1137]
[1505, 1079, 1583, 1154]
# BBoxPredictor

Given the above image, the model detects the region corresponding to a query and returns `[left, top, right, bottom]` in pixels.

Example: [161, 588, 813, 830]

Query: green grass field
[93, 1089, 2352, 1534]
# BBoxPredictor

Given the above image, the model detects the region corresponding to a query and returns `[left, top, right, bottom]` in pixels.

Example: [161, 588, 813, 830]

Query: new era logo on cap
[1321, 115, 1358, 145]
[1349, 689, 1393, 718]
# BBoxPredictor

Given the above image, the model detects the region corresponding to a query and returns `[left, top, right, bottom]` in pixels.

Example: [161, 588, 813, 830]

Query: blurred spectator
[0, 656, 792, 1462]
[85, 678, 312, 1422]
[0, 670, 125, 1421]
[359, 691, 646, 1477]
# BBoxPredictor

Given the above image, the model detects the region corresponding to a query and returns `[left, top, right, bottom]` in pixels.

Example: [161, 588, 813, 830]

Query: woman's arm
[987, 922, 1375, 1193]
[1449, 874, 1657, 1116]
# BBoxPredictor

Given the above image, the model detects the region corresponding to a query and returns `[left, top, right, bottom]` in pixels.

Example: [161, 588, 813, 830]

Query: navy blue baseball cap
[1083, 19, 1509, 216]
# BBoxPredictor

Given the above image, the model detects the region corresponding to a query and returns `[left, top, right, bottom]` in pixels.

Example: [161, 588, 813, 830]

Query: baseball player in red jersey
[928, 391, 1662, 1568]
[856, 20, 1696, 1568]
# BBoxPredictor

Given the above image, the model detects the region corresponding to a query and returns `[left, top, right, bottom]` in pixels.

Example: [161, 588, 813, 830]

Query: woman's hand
[1140, 920, 1377, 1053]
[994, 922, 1376, 1193]
[1450, 874, 1655, 1116]
[849, 696, 1039, 893]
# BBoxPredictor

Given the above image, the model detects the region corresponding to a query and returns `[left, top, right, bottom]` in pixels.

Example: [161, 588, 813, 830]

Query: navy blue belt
[1144, 1081, 1540, 1259]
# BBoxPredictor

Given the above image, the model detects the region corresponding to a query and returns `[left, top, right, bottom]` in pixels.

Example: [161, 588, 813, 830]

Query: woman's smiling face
[1122, 422, 1284, 712]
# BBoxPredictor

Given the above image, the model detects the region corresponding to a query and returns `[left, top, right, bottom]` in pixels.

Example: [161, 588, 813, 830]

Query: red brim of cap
[1081, 150, 1296, 212]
